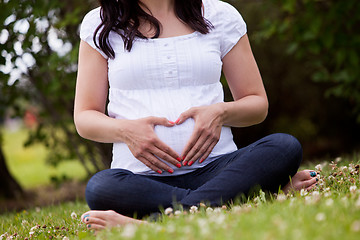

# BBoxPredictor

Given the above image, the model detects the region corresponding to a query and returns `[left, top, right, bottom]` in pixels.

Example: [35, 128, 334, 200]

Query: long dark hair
[94, 0, 213, 58]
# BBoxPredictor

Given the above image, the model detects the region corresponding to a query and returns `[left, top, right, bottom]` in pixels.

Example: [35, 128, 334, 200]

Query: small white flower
[231, 206, 242, 213]
[315, 212, 326, 222]
[174, 210, 182, 216]
[324, 187, 330, 192]
[29, 231, 35, 235]
[35, 207, 41, 212]
[311, 191, 320, 197]
[325, 199, 334, 207]
[214, 207, 222, 213]
[189, 206, 198, 214]
[276, 194, 287, 202]
[350, 185, 357, 194]
[300, 189, 308, 196]
[70, 212, 77, 219]
[63, 237, 70, 240]
[1, 233, 8, 240]
[324, 192, 332, 198]
[315, 164, 322, 171]
[335, 157, 342, 163]
[164, 207, 173, 215]
[30, 225, 39, 231]
[206, 207, 214, 213]
[121, 224, 137, 238]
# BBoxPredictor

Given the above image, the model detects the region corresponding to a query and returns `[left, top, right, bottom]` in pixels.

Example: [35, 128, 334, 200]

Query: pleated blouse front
[80, 0, 247, 176]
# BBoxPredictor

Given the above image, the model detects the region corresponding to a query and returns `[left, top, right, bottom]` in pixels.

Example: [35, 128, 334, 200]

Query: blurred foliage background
[0, 0, 359, 198]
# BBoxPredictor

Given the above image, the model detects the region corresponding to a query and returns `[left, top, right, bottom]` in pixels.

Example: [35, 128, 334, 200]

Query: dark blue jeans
[85, 133, 302, 218]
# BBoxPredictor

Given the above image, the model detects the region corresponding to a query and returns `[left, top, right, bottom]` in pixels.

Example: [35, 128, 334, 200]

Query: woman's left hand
[176, 103, 224, 166]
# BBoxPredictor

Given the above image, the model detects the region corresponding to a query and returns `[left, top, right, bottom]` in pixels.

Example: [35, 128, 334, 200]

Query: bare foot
[81, 210, 145, 231]
[282, 170, 318, 194]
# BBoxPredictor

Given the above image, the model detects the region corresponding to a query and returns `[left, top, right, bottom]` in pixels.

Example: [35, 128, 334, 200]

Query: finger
[181, 127, 202, 164]
[186, 136, 212, 165]
[175, 108, 196, 125]
[141, 153, 175, 174]
[199, 140, 218, 163]
[149, 117, 175, 127]
[153, 139, 182, 163]
[137, 156, 165, 174]
[151, 146, 182, 168]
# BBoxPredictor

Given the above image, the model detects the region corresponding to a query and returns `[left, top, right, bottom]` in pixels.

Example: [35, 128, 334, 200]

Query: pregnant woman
[74, 0, 317, 230]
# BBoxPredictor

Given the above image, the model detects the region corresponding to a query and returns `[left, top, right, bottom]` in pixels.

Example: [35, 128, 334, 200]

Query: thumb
[176, 108, 196, 125]
[150, 117, 175, 127]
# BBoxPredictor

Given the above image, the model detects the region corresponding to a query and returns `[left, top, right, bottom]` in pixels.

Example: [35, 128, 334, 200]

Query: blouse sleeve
[218, 2, 247, 59]
[79, 7, 108, 59]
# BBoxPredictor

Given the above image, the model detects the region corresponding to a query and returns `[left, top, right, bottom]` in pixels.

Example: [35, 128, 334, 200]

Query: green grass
[2, 128, 87, 188]
[1, 157, 360, 239]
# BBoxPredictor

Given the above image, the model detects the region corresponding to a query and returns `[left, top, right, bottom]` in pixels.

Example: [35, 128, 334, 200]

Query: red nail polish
[176, 163, 182, 168]
[175, 118, 180, 124]
[177, 157, 182, 162]
[182, 156, 186, 160]
[188, 161, 194, 166]
[199, 159, 204, 163]
[157, 170, 162, 174]
[183, 161, 188, 166]
[168, 169, 174, 174]
[169, 121, 175, 125]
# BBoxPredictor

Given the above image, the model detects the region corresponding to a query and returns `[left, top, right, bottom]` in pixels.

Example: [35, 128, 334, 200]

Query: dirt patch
[0, 181, 87, 214]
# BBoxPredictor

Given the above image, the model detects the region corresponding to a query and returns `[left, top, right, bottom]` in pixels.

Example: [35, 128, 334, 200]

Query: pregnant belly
[154, 118, 195, 155]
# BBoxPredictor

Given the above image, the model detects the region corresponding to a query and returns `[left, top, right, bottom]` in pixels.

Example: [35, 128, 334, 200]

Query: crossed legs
[81, 133, 317, 230]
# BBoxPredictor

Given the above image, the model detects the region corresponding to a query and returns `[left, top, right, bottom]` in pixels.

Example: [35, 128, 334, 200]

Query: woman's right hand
[123, 117, 182, 174]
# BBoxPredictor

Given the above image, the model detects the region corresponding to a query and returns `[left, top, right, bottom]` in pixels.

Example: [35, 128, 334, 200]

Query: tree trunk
[0, 144, 24, 199]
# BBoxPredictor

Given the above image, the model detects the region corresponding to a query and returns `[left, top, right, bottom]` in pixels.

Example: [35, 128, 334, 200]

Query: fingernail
[169, 121, 175, 125]
[175, 118, 180, 124]
[168, 169, 174, 174]
[183, 161, 188, 166]
[157, 170, 163, 174]
[176, 163, 182, 168]
[310, 171, 317, 177]
[182, 156, 186, 160]
[199, 159, 204, 163]
[188, 161, 194, 166]
[177, 157, 182, 162]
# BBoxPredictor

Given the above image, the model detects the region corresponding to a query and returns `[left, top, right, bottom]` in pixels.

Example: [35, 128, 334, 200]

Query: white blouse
[80, 0, 247, 176]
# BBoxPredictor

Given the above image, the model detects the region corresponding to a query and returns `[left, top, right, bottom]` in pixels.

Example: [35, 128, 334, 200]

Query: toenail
[310, 171, 317, 177]
[316, 178, 319, 182]
[86, 218, 89, 222]
[87, 224, 91, 228]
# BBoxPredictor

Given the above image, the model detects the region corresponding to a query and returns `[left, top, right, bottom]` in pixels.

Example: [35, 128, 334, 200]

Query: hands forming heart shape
[123, 103, 225, 174]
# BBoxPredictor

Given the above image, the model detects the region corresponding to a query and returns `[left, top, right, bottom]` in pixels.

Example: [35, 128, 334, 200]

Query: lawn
[1, 156, 360, 239]
[2, 127, 87, 188]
